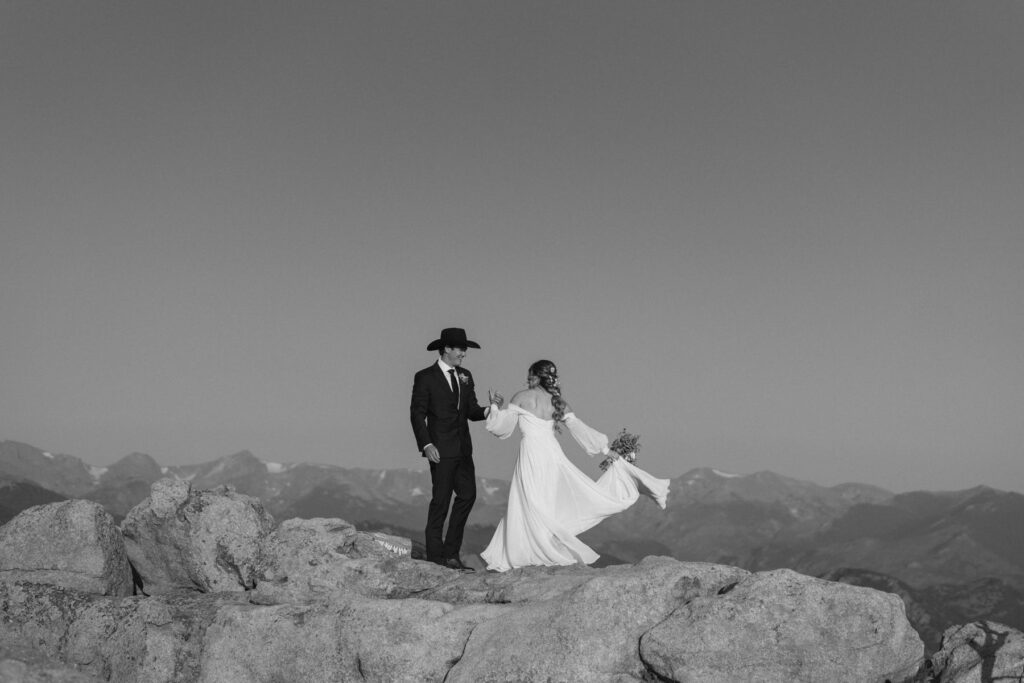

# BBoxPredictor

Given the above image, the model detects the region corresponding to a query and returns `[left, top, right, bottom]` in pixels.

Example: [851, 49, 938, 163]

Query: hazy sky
[2, 1, 1022, 493]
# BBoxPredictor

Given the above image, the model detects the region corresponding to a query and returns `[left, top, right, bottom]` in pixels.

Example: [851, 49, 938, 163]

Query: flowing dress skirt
[480, 406, 669, 572]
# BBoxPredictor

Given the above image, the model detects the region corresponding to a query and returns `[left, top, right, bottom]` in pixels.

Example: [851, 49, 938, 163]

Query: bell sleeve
[564, 412, 610, 456]
[485, 405, 519, 439]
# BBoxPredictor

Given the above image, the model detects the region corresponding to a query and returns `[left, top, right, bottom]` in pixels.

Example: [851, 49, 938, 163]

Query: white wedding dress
[480, 404, 670, 572]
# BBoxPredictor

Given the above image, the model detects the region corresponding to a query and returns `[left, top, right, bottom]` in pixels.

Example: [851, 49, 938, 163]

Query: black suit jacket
[410, 363, 487, 459]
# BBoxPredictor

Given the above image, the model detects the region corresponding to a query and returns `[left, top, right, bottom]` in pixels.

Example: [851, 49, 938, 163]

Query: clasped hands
[424, 390, 505, 464]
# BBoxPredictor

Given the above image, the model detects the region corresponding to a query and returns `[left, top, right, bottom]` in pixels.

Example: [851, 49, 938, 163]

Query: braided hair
[529, 360, 566, 430]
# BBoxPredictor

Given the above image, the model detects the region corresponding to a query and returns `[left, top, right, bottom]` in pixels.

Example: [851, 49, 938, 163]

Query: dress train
[480, 404, 669, 572]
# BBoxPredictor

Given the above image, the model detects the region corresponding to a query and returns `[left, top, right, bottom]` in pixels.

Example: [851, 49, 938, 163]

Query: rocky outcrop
[446, 558, 748, 681]
[640, 568, 924, 682]
[0, 580, 248, 682]
[0, 554, 929, 683]
[197, 595, 503, 683]
[0, 631, 101, 682]
[253, 517, 450, 603]
[120, 479, 274, 594]
[927, 620, 1024, 683]
[823, 567, 1024, 653]
[0, 500, 132, 596]
[1, 485, 936, 682]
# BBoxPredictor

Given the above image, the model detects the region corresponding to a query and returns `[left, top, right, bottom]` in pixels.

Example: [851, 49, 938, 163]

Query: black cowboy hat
[427, 327, 481, 351]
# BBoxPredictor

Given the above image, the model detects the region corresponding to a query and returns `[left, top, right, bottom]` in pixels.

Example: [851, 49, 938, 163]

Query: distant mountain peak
[102, 452, 162, 483]
[678, 467, 743, 482]
[0, 440, 94, 497]
[106, 452, 160, 473]
[223, 450, 260, 463]
[116, 452, 158, 464]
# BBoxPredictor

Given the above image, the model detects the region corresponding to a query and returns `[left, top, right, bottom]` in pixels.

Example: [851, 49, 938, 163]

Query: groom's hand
[424, 444, 441, 463]
[489, 390, 505, 409]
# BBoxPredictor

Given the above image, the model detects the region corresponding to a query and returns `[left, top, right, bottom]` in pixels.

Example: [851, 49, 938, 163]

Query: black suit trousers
[425, 455, 476, 561]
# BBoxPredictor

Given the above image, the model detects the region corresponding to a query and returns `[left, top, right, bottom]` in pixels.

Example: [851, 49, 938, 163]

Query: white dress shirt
[422, 359, 488, 453]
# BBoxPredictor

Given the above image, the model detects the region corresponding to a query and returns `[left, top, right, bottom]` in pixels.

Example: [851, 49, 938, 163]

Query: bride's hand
[488, 390, 505, 409]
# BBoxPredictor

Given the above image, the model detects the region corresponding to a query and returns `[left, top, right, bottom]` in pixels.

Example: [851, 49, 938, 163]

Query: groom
[410, 327, 500, 571]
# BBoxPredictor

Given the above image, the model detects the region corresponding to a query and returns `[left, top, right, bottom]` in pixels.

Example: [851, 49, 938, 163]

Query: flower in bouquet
[600, 429, 641, 471]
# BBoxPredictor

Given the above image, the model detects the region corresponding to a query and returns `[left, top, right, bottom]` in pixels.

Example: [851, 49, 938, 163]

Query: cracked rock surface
[926, 620, 1024, 683]
[120, 479, 275, 594]
[3, 481, 987, 682]
[0, 499, 132, 597]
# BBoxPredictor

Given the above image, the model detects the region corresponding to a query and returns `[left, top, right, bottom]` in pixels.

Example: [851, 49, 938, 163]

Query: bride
[480, 360, 670, 572]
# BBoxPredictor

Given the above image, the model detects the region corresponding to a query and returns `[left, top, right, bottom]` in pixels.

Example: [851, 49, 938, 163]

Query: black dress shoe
[444, 558, 475, 572]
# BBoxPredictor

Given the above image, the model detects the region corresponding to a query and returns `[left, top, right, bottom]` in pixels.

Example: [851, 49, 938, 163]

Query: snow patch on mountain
[42, 451, 54, 459]
[88, 466, 108, 482]
[712, 468, 741, 478]
[265, 462, 290, 474]
[206, 460, 227, 477]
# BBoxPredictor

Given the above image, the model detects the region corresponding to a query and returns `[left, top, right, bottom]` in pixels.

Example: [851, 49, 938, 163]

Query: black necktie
[448, 369, 460, 407]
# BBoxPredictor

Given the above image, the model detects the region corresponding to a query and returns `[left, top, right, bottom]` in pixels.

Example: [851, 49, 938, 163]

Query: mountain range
[2, 438, 1021, 649]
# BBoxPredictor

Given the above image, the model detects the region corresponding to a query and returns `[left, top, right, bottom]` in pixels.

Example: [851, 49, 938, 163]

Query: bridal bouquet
[599, 429, 641, 471]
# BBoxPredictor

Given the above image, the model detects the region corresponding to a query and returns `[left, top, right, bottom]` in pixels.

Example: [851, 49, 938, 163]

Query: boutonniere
[457, 372, 470, 385]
